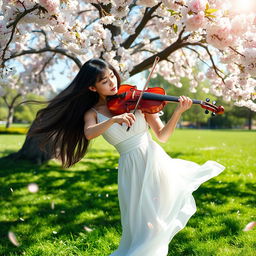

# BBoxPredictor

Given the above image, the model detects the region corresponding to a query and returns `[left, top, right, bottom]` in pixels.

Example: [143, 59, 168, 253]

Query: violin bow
[127, 56, 160, 131]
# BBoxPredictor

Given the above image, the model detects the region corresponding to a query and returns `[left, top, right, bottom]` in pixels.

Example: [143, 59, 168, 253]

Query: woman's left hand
[175, 96, 193, 113]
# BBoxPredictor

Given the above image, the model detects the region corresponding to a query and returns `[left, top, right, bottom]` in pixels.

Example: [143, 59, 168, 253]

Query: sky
[50, 65, 147, 92]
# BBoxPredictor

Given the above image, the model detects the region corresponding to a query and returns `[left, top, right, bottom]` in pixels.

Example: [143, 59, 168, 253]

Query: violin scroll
[201, 98, 225, 116]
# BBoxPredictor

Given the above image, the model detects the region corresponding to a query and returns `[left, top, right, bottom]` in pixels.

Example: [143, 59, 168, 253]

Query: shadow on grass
[166, 178, 255, 255]
[0, 148, 255, 256]
[0, 149, 120, 255]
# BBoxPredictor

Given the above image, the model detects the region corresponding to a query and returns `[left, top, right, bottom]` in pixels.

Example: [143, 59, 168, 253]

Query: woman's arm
[145, 96, 192, 143]
[84, 110, 135, 140]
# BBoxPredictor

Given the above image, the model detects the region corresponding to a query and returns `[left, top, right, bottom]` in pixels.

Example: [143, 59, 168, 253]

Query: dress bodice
[96, 110, 149, 154]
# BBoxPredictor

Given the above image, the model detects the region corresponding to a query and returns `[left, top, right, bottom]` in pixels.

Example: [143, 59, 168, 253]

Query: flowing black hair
[29, 58, 121, 167]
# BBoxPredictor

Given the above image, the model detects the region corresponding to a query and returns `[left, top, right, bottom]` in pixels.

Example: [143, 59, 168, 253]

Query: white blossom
[0, 0, 255, 111]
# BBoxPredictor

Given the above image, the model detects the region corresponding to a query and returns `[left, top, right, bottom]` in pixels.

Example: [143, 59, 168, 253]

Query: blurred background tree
[0, 87, 50, 128]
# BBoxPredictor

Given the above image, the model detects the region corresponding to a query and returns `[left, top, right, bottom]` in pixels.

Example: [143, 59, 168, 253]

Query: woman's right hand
[111, 112, 136, 127]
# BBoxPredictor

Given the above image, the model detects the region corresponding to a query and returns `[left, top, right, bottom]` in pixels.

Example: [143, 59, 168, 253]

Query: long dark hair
[29, 58, 121, 168]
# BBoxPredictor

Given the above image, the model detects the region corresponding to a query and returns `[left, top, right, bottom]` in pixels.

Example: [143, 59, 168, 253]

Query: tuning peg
[211, 112, 216, 116]
[212, 101, 216, 105]
[205, 110, 209, 114]
[206, 98, 210, 102]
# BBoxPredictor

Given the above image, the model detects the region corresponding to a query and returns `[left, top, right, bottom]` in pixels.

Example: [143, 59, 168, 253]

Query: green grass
[0, 123, 30, 128]
[0, 123, 30, 134]
[0, 130, 255, 256]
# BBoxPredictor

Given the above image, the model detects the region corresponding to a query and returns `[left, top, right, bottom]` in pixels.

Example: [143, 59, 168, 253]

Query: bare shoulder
[84, 109, 97, 123]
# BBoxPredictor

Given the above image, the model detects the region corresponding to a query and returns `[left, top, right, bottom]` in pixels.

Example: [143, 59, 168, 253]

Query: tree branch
[2, 96, 9, 108]
[32, 30, 50, 48]
[121, 3, 161, 49]
[2, 4, 42, 64]
[5, 47, 82, 69]
[91, 3, 121, 42]
[191, 43, 226, 83]
[35, 53, 57, 84]
[131, 36, 160, 54]
[11, 93, 22, 108]
[129, 28, 187, 76]
[184, 46, 210, 67]
[229, 46, 245, 57]
[91, 3, 104, 17]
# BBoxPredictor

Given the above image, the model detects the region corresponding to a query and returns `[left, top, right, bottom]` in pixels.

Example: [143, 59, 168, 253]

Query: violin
[107, 84, 225, 116]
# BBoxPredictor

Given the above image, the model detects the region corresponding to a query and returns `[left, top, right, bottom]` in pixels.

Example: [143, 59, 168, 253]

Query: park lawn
[0, 130, 255, 256]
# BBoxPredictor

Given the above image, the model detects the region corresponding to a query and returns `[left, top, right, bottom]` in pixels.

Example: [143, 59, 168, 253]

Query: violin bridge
[132, 90, 136, 99]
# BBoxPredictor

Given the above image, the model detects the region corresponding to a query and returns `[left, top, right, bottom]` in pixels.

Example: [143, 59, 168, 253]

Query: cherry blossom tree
[0, 57, 53, 128]
[0, 0, 256, 163]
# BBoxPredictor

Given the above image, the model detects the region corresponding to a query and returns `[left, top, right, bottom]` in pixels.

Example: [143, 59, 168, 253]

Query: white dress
[95, 109, 225, 256]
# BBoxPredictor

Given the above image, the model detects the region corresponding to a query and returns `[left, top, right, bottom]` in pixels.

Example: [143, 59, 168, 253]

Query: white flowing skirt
[110, 133, 225, 256]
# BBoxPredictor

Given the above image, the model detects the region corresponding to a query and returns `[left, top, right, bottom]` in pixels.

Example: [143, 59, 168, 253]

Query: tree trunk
[2, 121, 55, 164]
[248, 109, 252, 130]
[6, 106, 14, 128]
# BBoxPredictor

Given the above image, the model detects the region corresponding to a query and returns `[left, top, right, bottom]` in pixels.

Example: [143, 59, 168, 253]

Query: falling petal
[147, 222, 154, 229]
[51, 201, 55, 210]
[83, 226, 93, 232]
[106, 194, 109, 198]
[10, 188, 13, 192]
[243, 221, 256, 231]
[8, 231, 20, 247]
[19, 218, 24, 222]
[52, 231, 58, 234]
[200, 147, 217, 150]
[27, 183, 39, 193]
[60, 210, 65, 214]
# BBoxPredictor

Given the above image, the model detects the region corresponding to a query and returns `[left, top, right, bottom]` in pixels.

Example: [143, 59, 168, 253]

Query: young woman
[31, 58, 225, 256]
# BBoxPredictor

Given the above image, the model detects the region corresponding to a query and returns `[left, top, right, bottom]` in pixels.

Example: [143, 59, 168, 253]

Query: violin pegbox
[201, 98, 224, 116]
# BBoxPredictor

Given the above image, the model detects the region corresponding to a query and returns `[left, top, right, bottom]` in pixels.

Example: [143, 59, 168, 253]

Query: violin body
[107, 84, 225, 116]
[107, 84, 167, 115]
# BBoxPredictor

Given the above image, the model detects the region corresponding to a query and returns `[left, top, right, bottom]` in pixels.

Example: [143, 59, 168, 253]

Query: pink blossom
[39, 0, 59, 15]
[162, 0, 185, 10]
[196, 72, 205, 80]
[243, 33, 256, 48]
[137, 0, 159, 7]
[185, 11, 206, 31]
[206, 20, 235, 49]
[188, 0, 207, 13]
[206, 68, 217, 79]
[225, 78, 235, 90]
[242, 48, 256, 76]
[208, 0, 225, 9]
[100, 16, 115, 25]
[231, 16, 248, 36]
[1, 0, 256, 111]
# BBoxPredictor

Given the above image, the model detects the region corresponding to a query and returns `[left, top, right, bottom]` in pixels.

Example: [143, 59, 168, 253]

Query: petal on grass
[8, 231, 20, 247]
[27, 183, 39, 193]
[243, 221, 256, 231]
[83, 226, 93, 232]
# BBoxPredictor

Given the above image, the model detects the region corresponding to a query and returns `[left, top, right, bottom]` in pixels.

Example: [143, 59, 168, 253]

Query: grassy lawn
[0, 130, 255, 256]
